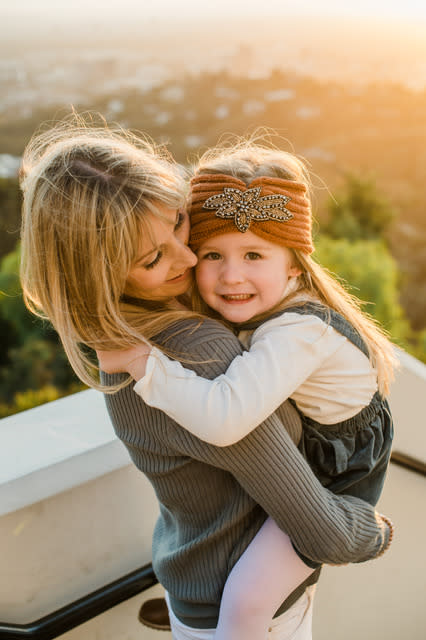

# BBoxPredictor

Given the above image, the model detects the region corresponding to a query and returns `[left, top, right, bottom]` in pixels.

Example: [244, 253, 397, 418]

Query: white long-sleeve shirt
[134, 311, 378, 447]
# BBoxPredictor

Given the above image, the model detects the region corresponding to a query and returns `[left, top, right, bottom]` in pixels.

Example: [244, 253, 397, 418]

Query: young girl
[97, 144, 396, 640]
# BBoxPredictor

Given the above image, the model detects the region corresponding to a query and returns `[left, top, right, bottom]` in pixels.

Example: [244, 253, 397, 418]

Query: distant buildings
[0, 155, 20, 179]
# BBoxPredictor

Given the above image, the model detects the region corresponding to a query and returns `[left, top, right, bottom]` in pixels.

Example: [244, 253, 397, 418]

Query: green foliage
[0, 383, 85, 419]
[0, 177, 21, 260]
[0, 244, 79, 409]
[0, 339, 72, 400]
[0, 244, 47, 342]
[315, 236, 410, 344]
[323, 173, 395, 241]
[315, 171, 426, 361]
[405, 329, 426, 365]
[391, 230, 426, 332]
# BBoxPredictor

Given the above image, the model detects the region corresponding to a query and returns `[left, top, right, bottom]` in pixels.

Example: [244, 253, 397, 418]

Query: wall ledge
[0, 389, 131, 516]
[1, 348, 425, 517]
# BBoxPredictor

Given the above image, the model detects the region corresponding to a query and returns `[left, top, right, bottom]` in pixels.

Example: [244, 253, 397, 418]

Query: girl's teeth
[223, 294, 252, 300]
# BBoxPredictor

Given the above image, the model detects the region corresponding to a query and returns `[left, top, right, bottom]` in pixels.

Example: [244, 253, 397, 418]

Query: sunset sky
[3, 0, 426, 24]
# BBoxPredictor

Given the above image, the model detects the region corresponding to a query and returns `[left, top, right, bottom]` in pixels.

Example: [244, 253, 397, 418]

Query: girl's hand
[96, 343, 151, 380]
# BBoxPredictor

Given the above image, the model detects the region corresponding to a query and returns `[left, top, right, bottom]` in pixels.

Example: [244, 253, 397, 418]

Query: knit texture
[102, 317, 389, 628]
[189, 173, 314, 253]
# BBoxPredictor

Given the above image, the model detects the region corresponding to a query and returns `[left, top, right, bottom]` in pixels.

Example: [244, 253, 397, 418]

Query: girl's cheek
[195, 263, 212, 288]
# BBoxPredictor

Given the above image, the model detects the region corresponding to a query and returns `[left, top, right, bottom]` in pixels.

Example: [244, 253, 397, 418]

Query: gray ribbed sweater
[103, 318, 389, 628]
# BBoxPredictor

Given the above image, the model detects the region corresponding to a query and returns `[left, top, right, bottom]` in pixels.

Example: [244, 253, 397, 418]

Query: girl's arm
[134, 313, 342, 445]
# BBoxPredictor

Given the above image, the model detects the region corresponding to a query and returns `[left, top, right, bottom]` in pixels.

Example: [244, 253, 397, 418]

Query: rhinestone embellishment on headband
[202, 187, 293, 232]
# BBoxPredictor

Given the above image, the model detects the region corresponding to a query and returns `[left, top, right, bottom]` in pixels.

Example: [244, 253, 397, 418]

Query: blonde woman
[20, 118, 392, 640]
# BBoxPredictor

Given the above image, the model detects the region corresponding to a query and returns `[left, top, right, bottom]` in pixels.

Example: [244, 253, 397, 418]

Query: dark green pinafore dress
[243, 302, 394, 506]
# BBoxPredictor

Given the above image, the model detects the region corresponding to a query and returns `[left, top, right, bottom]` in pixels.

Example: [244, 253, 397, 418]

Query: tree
[0, 177, 21, 260]
[0, 244, 46, 343]
[322, 173, 395, 241]
[0, 244, 79, 404]
[315, 236, 410, 345]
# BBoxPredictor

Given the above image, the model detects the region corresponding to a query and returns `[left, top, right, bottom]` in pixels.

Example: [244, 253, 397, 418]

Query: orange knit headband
[188, 173, 314, 254]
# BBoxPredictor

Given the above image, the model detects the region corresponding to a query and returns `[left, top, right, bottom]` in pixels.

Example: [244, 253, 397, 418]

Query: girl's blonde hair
[20, 114, 200, 391]
[190, 139, 397, 397]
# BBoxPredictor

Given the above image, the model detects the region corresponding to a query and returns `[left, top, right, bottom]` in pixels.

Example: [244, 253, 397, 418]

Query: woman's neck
[120, 293, 191, 311]
[169, 295, 191, 311]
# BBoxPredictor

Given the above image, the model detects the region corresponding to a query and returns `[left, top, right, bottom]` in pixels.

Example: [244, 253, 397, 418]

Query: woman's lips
[167, 268, 192, 283]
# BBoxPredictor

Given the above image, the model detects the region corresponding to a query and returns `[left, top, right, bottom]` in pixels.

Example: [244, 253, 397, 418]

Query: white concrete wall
[0, 464, 158, 624]
[388, 349, 426, 460]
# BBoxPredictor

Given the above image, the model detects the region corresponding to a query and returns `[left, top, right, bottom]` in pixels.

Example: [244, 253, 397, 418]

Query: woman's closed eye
[144, 251, 163, 270]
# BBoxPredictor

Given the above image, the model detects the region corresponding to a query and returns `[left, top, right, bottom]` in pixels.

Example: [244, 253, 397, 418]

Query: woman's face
[125, 205, 197, 301]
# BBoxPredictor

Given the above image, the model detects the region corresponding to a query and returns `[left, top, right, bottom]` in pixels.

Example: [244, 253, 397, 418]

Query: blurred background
[0, 0, 425, 416]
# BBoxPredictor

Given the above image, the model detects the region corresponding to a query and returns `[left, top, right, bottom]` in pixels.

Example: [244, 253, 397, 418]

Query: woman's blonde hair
[20, 113, 200, 390]
[190, 139, 397, 396]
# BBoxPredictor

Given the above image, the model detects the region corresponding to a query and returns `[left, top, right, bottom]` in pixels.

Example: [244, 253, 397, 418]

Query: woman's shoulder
[153, 316, 243, 373]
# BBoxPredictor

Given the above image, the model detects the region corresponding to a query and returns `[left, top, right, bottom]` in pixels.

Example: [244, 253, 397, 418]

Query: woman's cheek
[125, 267, 160, 297]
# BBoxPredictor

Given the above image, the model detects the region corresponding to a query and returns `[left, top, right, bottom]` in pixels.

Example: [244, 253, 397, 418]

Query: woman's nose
[173, 239, 198, 269]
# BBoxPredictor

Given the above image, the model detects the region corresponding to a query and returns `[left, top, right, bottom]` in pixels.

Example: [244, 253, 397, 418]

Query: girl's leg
[214, 518, 315, 640]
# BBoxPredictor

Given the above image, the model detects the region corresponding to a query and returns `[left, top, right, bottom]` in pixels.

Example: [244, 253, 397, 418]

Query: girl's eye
[144, 251, 163, 270]
[174, 212, 185, 231]
[202, 252, 222, 261]
[246, 252, 262, 260]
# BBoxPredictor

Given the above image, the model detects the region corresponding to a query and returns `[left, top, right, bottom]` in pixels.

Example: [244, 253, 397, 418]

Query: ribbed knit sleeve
[151, 319, 390, 566]
[105, 318, 389, 569]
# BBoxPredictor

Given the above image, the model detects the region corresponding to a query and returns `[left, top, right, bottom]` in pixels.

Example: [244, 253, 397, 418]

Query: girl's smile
[195, 231, 301, 323]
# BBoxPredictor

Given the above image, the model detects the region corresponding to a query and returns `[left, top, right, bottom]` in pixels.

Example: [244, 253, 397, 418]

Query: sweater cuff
[375, 512, 394, 558]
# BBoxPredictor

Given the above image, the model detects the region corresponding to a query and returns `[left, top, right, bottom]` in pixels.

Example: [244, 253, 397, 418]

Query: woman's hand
[97, 343, 151, 381]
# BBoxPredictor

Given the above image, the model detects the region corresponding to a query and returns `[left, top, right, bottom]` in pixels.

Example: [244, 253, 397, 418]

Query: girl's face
[195, 231, 301, 323]
[125, 205, 197, 301]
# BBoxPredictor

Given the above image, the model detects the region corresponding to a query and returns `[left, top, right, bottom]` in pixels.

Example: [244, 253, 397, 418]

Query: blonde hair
[20, 114, 200, 391]
[190, 139, 397, 397]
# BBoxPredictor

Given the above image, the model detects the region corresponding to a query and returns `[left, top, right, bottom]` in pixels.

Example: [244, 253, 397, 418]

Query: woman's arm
[114, 318, 391, 566]
[132, 314, 341, 445]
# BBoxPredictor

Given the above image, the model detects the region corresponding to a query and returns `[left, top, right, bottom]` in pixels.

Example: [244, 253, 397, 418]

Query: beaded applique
[202, 186, 293, 232]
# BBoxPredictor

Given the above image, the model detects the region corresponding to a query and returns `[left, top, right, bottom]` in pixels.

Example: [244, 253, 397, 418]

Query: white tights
[213, 518, 315, 640]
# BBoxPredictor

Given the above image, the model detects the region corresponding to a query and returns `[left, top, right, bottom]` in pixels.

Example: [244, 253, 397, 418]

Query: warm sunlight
[3, 0, 426, 23]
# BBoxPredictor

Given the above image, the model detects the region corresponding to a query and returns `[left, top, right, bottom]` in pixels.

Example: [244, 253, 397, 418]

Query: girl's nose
[220, 260, 245, 285]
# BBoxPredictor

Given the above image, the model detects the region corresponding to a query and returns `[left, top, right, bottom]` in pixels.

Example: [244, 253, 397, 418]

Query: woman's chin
[124, 272, 193, 302]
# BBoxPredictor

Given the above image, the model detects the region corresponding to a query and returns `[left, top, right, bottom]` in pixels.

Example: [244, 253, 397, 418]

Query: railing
[0, 565, 158, 640]
[0, 449, 424, 640]
[390, 451, 426, 476]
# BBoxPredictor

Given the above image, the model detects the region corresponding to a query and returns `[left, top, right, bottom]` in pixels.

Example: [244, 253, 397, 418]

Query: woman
[20, 116, 391, 639]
